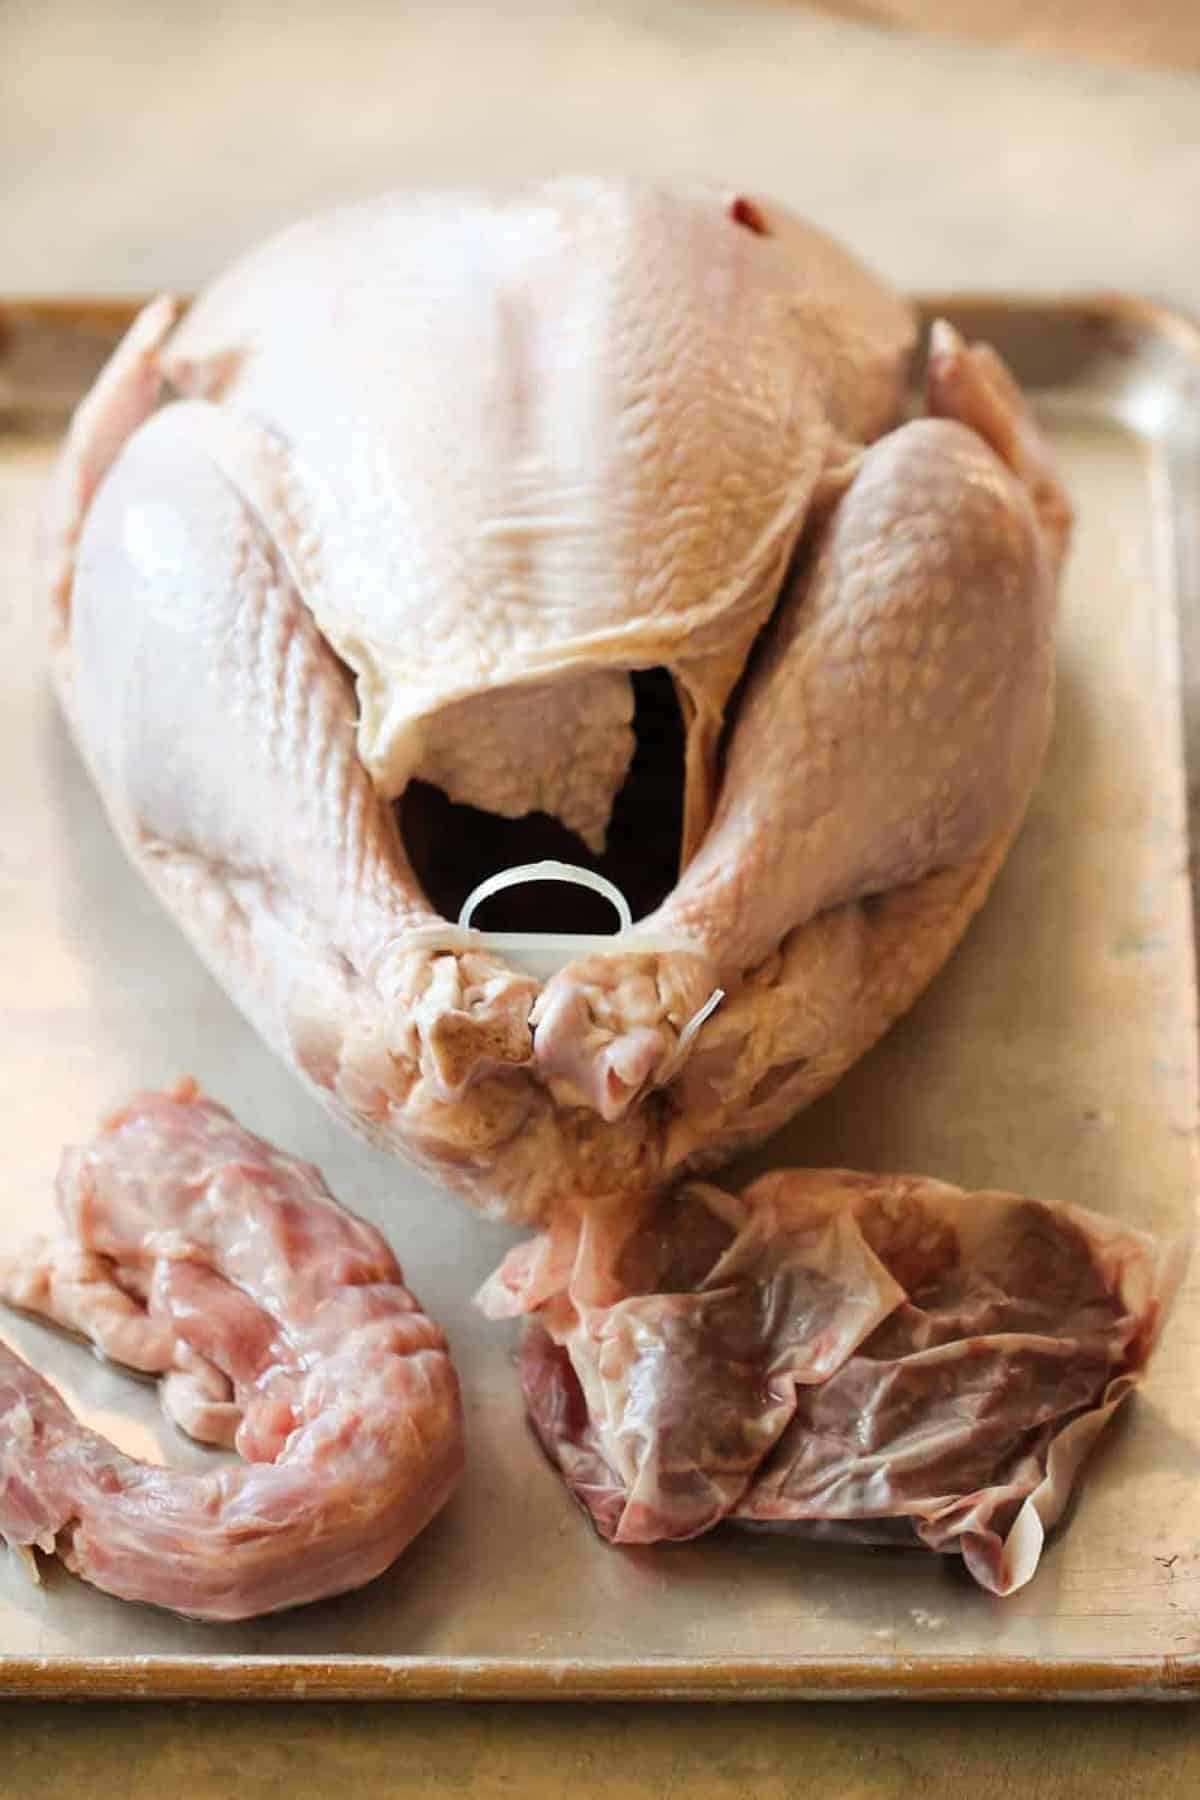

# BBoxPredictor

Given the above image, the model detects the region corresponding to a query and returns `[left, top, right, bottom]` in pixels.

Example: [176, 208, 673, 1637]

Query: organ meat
[480, 1172, 1177, 1594]
[0, 1082, 463, 1621]
[42, 177, 1069, 1221]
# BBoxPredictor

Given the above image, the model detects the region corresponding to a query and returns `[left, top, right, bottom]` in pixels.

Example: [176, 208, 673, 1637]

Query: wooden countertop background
[3, 0, 1200, 1791]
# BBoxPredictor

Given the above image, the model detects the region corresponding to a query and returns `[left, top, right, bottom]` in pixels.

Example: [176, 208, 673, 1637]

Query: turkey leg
[57, 400, 538, 1112]
[533, 327, 1063, 1119]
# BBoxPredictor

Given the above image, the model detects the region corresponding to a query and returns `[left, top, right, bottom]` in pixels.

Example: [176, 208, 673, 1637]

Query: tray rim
[2, 1651, 1199, 1704]
[4, 285, 1200, 376]
[917, 286, 1200, 357]
[1, 285, 1198, 1703]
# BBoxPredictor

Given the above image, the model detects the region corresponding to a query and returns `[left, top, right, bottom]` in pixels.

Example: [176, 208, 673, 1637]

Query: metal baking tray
[0, 293, 1197, 1701]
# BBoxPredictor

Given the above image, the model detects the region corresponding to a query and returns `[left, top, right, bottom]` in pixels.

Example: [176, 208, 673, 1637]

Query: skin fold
[479, 1169, 1177, 1596]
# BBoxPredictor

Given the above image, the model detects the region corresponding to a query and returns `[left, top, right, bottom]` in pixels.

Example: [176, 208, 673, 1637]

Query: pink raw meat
[0, 1081, 463, 1621]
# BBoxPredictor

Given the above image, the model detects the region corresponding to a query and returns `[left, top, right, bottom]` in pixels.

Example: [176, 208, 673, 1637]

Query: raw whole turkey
[0, 1082, 463, 1620]
[479, 1170, 1178, 1595]
[43, 176, 1070, 1222]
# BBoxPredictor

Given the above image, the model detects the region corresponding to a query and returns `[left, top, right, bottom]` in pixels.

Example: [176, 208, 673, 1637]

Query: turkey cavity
[399, 669, 686, 933]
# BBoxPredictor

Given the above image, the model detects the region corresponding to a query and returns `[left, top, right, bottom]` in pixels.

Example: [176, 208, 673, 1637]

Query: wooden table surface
[3, 0, 1200, 1791]
[812, 0, 1200, 70]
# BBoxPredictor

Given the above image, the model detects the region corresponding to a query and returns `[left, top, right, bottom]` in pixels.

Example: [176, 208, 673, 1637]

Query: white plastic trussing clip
[457, 858, 725, 1048]
[458, 858, 632, 947]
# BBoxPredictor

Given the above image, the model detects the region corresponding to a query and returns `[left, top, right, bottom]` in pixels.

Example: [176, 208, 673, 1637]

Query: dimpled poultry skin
[42, 176, 1070, 1224]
